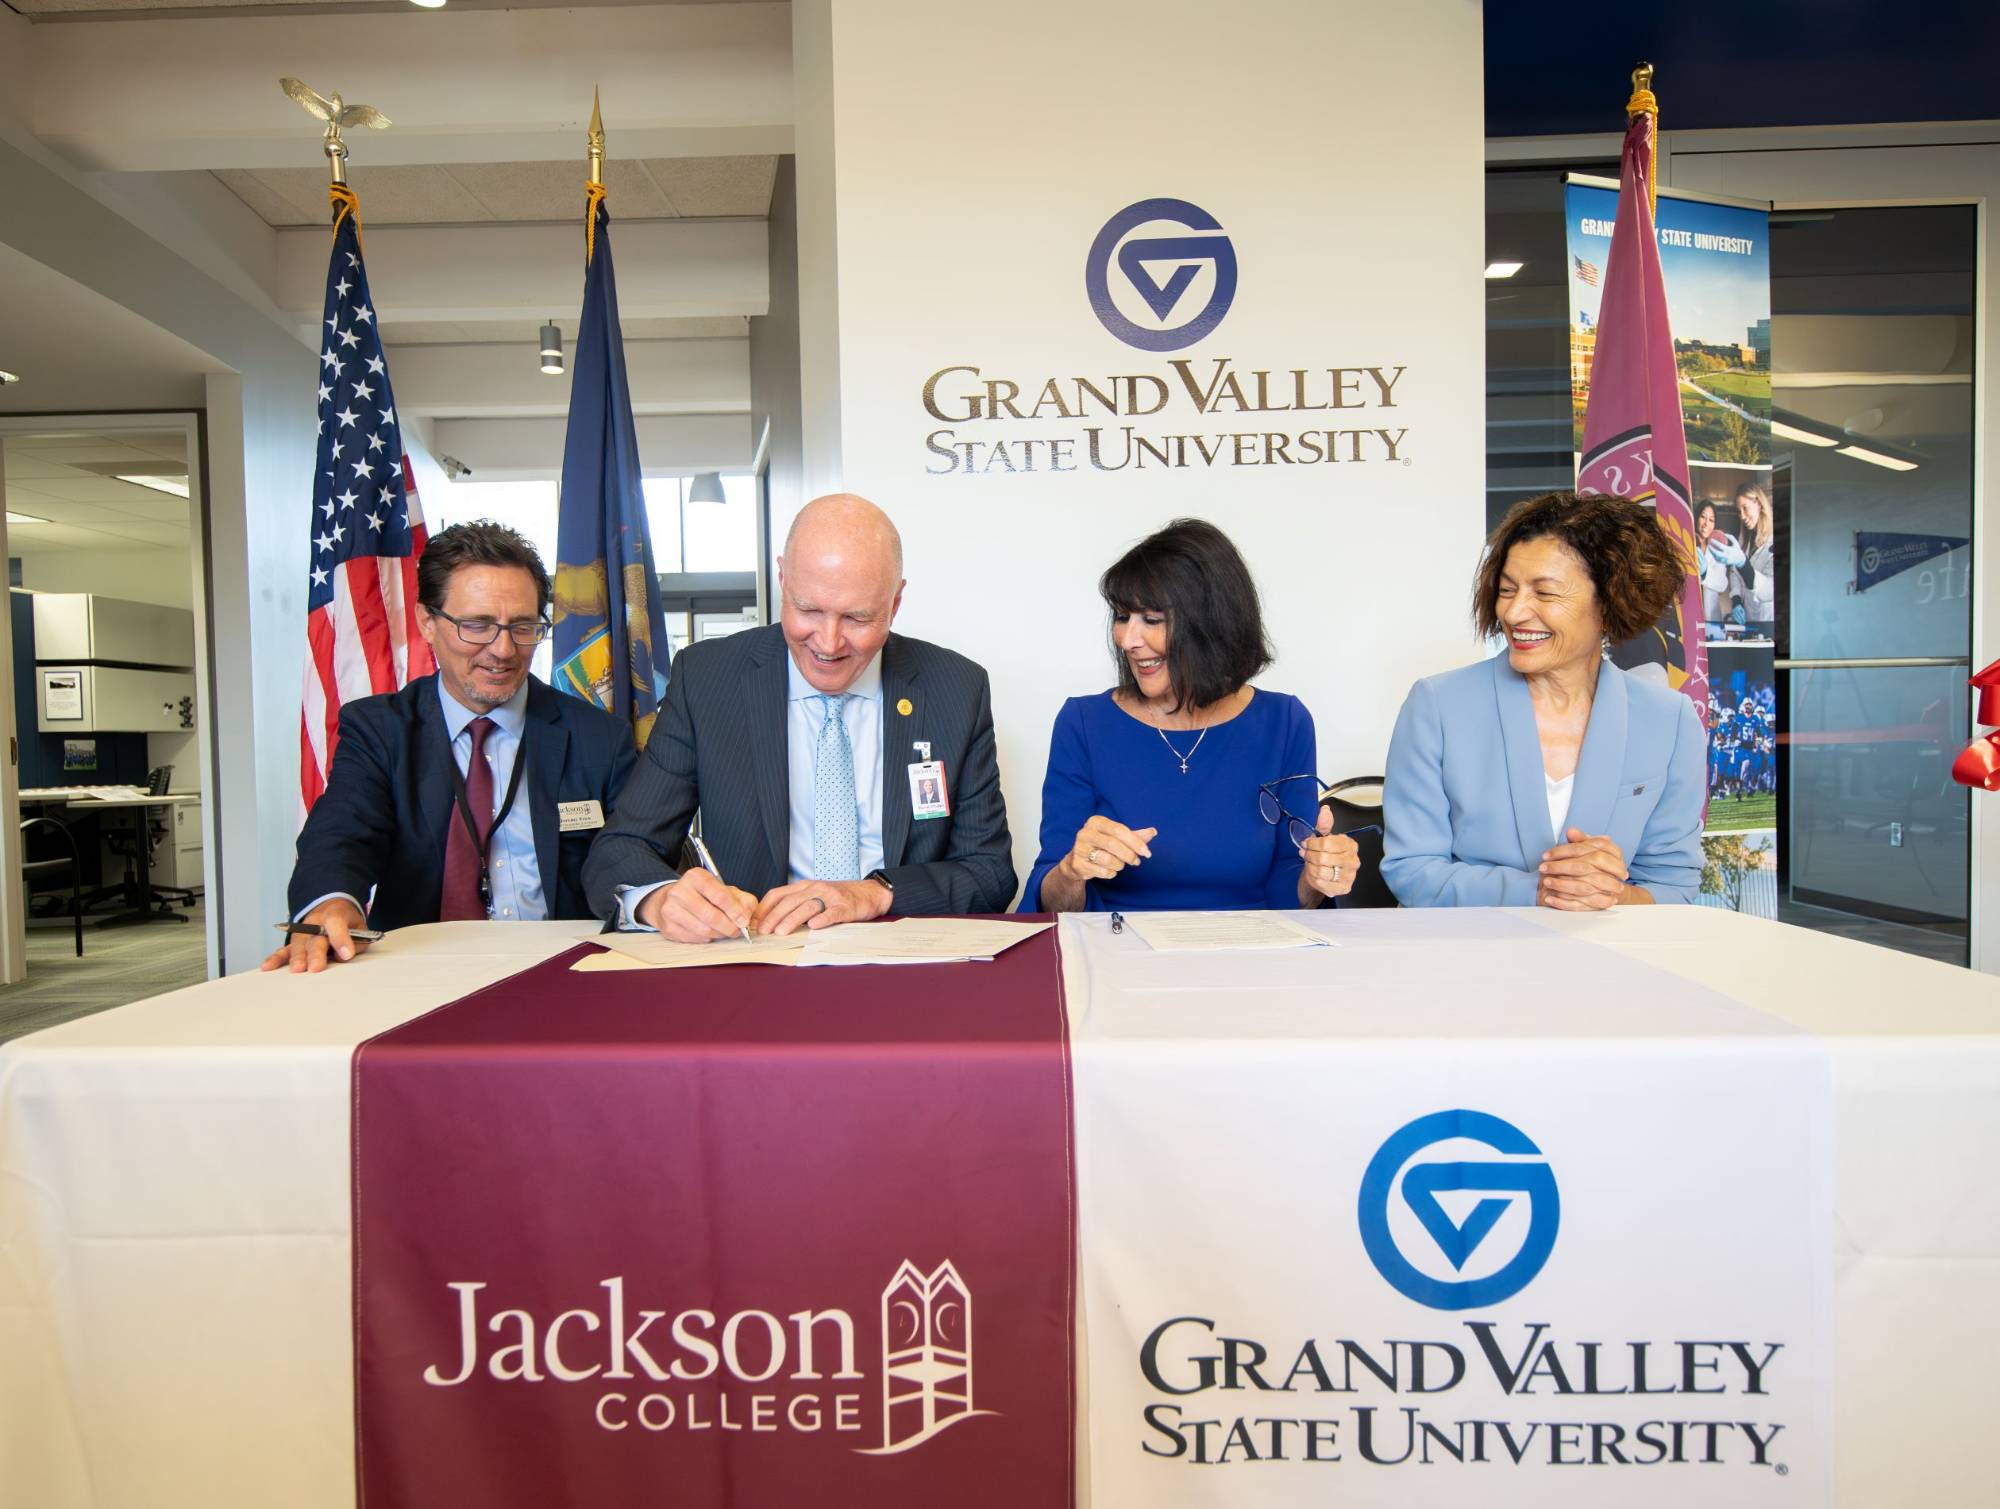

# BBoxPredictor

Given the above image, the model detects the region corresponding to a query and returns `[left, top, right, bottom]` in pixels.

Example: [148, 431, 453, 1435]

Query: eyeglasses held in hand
[1259, 774, 1383, 849]
[1258, 774, 1327, 848]
[431, 609, 553, 646]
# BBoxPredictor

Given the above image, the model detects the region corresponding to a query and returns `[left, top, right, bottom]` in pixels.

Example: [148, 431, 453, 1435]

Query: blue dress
[1020, 689, 1317, 912]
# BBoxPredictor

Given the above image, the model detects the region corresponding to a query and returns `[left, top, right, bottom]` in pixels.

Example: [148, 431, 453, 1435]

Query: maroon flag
[1576, 74, 1708, 720]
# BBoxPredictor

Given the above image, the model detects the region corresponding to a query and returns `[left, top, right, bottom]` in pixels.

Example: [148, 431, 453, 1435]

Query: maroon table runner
[352, 928, 1075, 1508]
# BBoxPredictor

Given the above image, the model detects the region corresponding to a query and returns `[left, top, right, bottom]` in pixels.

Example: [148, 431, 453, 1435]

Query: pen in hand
[687, 831, 754, 942]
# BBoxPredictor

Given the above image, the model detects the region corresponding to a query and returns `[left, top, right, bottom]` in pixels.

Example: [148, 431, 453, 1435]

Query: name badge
[558, 799, 606, 833]
[908, 761, 950, 822]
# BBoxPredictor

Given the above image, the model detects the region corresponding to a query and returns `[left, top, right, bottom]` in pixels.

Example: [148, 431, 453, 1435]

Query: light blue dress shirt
[786, 650, 885, 883]
[437, 679, 546, 921]
[615, 649, 886, 929]
[298, 678, 546, 924]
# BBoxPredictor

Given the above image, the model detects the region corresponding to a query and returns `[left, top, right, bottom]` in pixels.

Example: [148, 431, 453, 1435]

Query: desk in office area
[17, 787, 192, 927]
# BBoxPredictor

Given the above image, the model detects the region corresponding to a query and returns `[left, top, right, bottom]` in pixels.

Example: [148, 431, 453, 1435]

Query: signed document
[797, 917, 1054, 967]
[573, 930, 808, 971]
[1122, 911, 1333, 953]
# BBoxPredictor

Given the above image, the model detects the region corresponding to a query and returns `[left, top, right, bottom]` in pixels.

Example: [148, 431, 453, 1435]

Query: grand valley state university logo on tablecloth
[1357, 1109, 1561, 1311]
[1128, 1102, 1818, 1482]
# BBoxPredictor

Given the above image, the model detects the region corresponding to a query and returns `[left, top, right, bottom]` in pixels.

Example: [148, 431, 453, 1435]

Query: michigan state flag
[552, 191, 671, 746]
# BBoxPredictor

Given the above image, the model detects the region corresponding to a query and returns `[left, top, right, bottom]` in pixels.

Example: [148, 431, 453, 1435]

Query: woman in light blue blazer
[1384, 491, 1707, 909]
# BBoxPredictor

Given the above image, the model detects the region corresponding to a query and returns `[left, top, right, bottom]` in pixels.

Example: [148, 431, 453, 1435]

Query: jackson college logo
[860, 1259, 996, 1454]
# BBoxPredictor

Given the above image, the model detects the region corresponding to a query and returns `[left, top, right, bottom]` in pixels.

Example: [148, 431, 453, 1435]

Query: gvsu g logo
[1357, 1110, 1559, 1311]
[1085, 198, 1237, 352]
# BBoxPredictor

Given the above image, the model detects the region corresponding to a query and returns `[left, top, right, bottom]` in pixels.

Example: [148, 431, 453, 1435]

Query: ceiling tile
[642, 155, 778, 217]
[442, 159, 673, 223]
[247, 165, 493, 227]
[213, 169, 312, 228]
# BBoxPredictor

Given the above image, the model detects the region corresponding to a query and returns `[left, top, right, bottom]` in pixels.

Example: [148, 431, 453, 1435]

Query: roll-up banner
[1565, 179, 1777, 918]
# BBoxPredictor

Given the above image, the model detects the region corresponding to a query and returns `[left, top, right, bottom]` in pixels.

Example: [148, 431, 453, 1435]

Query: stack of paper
[570, 918, 1054, 973]
[572, 931, 807, 972]
[797, 917, 1053, 967]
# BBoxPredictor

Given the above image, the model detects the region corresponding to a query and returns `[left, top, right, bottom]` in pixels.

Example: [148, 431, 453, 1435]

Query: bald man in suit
[583, 493, 1014, 941]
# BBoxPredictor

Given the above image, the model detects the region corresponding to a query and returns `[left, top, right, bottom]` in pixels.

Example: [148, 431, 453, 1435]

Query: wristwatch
[865, 868, 895, 897]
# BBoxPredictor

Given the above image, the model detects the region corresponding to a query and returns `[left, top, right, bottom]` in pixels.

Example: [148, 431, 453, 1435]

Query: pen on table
[687, 831, 754, 942]
[1110, 911, 1125, 935]
[275, 921, 386, 943]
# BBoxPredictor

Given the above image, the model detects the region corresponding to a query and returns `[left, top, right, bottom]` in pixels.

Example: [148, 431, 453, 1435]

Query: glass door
[1771, 205, 1977, 964]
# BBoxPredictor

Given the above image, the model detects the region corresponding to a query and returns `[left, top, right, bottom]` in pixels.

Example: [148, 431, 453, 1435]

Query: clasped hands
[1060, 809, 1359, 902]
[639, 867, 893, 943]
[1536, 828, 1632, 910]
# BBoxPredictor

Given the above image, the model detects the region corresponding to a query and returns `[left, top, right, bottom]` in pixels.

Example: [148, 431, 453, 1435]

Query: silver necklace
[1156, 721, 1207, 774]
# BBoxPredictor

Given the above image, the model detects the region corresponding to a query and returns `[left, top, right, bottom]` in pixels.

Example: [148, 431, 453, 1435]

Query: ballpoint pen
[1110, 911, 1125, 934]
[275, 920, 386, 942]
[687, 831, 754, 942]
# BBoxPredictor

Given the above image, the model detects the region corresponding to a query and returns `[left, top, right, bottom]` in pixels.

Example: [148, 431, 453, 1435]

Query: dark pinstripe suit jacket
[582, 624, 1015, 919]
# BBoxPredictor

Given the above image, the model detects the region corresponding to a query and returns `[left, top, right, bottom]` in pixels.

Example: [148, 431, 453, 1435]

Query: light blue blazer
[1382, 656, 1706, 907]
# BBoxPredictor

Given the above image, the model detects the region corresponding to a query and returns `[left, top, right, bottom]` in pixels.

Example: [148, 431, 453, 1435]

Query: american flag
[1574, 254, 1602, 287]
[299, 185, 433, 815]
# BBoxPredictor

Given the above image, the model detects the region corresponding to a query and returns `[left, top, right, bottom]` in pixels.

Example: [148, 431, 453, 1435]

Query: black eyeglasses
[431, 609, 552, 647]
[1258, 774, 1325, 848]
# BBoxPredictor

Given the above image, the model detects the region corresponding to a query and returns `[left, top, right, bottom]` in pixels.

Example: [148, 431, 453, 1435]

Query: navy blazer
[289, 673, 637, 930]
[1382, 656, 1706, 907]
[582, 624, 1015, 919]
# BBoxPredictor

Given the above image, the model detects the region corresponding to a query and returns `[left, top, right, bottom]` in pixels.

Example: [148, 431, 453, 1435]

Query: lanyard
[447, 726, 528, 911]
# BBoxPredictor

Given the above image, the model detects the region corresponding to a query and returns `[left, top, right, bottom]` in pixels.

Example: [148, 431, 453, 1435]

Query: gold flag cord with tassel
[1626, 62, 1659, 215]
[584, 88, 607, 265]
[330, 182, 362, 248]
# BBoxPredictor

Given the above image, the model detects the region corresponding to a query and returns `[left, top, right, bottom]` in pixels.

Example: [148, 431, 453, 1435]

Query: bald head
[777, 493, 907, 694]
[782, 493, 904, 582]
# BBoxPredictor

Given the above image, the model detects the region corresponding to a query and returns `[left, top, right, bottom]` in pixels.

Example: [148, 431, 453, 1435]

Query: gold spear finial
[587, 88, 605, 188]
[281, 76, 391, 186]
[1632, 61, 1655, 94]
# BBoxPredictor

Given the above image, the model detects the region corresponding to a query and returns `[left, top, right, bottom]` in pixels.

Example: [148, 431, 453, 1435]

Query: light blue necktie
[812, 693, 861, 881]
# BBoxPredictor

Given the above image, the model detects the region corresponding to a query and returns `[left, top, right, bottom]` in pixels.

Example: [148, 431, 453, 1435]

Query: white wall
[16, 550, 193, 610]
[792, 0, 1488, 895]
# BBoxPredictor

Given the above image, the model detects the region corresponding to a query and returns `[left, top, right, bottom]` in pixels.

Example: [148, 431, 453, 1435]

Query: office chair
[1319, 776, 1397, 909]
[20, 815, 85, 957]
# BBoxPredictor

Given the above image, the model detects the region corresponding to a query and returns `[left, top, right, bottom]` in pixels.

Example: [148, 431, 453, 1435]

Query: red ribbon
[1951, 658, 2000, 790]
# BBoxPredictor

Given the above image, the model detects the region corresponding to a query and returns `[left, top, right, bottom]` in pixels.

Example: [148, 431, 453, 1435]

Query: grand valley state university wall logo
[1085, 197, 1238, 352]
[1357, 1110, 1560, 1311]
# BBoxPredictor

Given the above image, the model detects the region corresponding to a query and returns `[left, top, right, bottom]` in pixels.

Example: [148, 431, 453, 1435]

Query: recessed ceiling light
[1835, 444, 1919, 472]
[409, 0, 447, 9]
[6, 511, 48, 525]
[1484, 261, 1524, 279]
[0, 370, 20, 386]
[1770, 419, 1838, 448]
[115, 473, 191, 498]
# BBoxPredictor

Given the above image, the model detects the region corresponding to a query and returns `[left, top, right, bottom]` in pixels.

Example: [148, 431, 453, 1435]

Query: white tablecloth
[1, 910, 1995, 1506]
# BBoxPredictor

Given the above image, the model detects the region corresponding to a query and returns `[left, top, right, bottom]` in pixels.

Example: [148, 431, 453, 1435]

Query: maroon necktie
[439, 716, 496, 922]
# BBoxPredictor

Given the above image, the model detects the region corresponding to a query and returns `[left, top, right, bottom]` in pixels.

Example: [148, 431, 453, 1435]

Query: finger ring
[1087, 847, 1102, 865]
[813, 896, 828, 915]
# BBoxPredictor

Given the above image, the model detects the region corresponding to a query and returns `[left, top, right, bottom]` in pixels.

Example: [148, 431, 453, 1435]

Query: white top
[1545, 770, 1575, 842]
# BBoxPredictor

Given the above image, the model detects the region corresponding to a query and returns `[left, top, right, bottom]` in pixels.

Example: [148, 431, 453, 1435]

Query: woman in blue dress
[1021, 518, 1359, 912]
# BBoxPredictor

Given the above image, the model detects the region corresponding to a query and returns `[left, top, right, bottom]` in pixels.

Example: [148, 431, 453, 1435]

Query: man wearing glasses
[267, 521, 637, 971]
